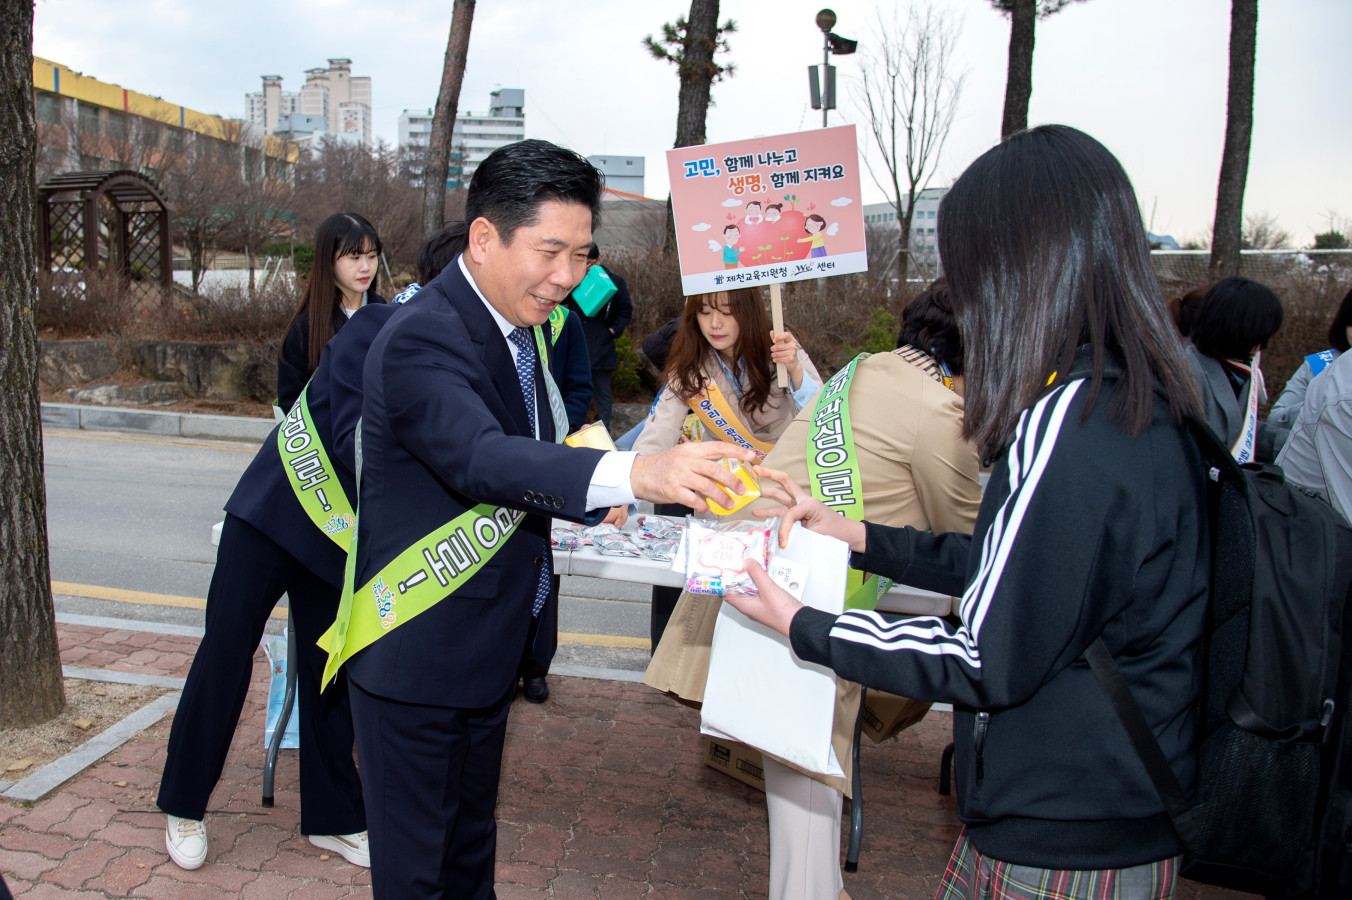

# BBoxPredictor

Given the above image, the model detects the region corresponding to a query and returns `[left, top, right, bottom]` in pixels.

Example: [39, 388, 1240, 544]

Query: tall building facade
[397, 88, 525, 188]
[245, 59, 372, 146]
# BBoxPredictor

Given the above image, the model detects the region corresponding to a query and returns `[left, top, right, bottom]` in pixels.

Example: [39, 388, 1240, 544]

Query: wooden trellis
[37, 170, 173, 289]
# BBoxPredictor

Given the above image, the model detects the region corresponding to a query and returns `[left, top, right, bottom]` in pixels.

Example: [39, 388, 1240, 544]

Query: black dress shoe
[522, 675, 549, 704]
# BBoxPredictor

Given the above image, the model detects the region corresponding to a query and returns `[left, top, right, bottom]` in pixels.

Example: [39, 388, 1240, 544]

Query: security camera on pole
[807, 9, 857, 129]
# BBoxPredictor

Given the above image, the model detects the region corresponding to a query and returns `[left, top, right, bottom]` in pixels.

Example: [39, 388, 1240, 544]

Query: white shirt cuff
[586, 451, 638, 510]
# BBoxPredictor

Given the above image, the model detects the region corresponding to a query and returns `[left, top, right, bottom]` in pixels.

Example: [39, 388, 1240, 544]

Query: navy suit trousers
[349, 679, 513, 899]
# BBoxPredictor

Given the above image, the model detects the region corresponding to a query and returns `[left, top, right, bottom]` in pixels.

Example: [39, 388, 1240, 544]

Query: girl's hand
[751, 465, 867, 552]
[723, 559, 803, 637]
[770, 330, 805, 388]
[602, 505, 628, 528]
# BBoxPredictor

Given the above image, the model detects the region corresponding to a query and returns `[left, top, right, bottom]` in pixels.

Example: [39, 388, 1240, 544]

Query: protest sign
[666, 125, 868, 296]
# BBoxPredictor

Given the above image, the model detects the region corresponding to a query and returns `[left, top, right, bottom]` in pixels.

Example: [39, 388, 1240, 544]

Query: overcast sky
[33, 0, 1350, 245]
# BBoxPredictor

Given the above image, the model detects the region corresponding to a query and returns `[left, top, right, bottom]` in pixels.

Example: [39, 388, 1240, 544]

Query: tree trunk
[1209, 0, 1258, 279]
[897, 189, 916, 286]
[1000, 0, 1037, 140]
[0, 0, 65, 728]
[422, 0, 475, 238]
[246, 243, 257, 297]
[673, 0, 720, 149]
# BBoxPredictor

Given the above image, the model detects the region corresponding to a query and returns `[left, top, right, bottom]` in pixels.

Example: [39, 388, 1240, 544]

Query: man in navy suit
[342, 139, 753, 898]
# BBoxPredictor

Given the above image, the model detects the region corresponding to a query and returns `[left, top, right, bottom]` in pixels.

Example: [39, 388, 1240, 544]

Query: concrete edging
[41, 402, 274, 443]
[0, 685, 182, 802]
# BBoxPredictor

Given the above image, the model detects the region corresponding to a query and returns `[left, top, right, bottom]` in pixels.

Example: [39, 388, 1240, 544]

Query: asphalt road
[42, 427, 656, 672]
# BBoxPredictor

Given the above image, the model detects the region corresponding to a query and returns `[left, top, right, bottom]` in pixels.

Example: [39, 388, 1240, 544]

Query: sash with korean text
[685, 382, 775, 459]
[278, 383, 355, 550]
[805, 354, 892, 611]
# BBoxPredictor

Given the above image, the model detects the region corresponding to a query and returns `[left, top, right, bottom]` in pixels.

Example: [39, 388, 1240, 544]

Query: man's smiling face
[468, 199, 593, 328]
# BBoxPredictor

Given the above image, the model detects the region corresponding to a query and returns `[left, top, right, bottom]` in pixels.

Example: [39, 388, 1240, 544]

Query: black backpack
[1087, 420, 1352, 898]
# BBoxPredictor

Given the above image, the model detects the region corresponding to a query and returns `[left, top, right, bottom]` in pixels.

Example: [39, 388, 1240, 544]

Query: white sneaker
[308, 831, 371, 867]
[165, 815, 207, 870]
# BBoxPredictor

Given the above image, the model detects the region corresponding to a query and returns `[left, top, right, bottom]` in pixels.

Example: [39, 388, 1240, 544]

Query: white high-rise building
[244, 59, 373, 146]
[397, 88, 525, 188]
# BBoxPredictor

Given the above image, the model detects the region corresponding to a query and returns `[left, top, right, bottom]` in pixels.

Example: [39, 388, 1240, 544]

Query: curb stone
[41, 401, 273, 443]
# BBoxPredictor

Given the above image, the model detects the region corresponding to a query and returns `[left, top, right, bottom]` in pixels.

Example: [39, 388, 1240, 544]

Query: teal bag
[573, 265, 617, 316]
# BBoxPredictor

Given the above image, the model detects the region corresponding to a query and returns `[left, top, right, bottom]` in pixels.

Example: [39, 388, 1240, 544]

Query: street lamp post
[817, 9, 836, 128]
[808, 9, 856, 128]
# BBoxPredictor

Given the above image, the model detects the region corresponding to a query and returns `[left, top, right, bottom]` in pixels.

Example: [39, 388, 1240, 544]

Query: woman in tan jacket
[646, 282, 982, 900]
[634, 287, 822, 646]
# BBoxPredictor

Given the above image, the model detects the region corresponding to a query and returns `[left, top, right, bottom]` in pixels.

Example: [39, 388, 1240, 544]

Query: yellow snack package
[564, 422, 617, 451]
[704, 458, 761, 516]
[681, 413, 705, 443]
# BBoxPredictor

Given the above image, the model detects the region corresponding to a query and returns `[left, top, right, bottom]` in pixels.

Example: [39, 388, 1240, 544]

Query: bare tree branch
[854, 1, 965, 285]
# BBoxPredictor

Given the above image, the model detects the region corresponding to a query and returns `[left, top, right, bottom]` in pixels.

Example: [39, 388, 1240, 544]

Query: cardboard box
[861, 691, 931, 744]
[702, 736, 766, 792]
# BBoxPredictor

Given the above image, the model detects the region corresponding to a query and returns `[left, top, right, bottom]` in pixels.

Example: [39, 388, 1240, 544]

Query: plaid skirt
[935, 828, 1179, 900]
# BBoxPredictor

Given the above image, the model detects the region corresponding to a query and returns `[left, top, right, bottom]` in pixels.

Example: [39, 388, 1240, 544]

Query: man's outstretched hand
[630, 443, 758, 513]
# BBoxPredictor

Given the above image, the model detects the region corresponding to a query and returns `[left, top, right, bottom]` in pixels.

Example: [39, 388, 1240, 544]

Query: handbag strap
[1084, 638, 1193, 828]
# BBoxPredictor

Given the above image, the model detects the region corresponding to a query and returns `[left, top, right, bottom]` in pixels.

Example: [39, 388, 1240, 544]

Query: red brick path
[0, 622, 1249, 898]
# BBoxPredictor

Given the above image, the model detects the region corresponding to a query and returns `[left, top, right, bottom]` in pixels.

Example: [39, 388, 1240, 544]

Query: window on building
[106, 110, 127, 142]
[77, 101, 100, 135]
[36, 93, 62, 125]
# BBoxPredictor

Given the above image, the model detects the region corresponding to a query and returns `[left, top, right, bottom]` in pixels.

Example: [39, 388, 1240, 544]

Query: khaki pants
[763, 756, 845, 900]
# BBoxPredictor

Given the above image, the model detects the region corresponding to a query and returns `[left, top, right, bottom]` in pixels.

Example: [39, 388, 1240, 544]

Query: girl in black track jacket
[727, 126, 1209, 897]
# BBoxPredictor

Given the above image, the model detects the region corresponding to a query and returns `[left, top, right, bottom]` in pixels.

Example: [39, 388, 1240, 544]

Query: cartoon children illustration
[764, 203, 783, 223]
[798, 214, 830, 257]
[708, 223, 745, 269]
[743, 201, 764, 226]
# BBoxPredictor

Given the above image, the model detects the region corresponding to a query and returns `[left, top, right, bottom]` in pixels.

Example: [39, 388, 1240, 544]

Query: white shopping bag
[700, 521, 849, 778]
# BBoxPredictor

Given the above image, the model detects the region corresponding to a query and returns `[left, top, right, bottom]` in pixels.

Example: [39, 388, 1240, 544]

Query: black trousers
[157, 515, 365, 835]
[350, 679, 512, 899]
[650, 502, 693, 651]
[591, 369, 614, 428]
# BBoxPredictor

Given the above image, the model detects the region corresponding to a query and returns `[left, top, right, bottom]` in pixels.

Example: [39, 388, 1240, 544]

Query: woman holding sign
[647, 283, 982, 900]
[633, 287, 821, 646]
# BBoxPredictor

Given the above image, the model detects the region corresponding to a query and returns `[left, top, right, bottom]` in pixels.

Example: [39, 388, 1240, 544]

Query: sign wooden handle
[770, 282, 789, 389]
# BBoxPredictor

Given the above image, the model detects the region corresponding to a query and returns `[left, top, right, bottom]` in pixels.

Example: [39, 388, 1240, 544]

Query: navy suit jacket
[347, 261, 606, 708]
[225, 303, 398, 587]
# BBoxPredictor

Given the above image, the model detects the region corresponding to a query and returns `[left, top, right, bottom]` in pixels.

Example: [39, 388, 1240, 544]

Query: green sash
[278, 384, 355, 550]
[547, 304, 569, 345]
[319, 502, 525, 685]
[805, 354, 892, 611]
[319, 323, 567, 686]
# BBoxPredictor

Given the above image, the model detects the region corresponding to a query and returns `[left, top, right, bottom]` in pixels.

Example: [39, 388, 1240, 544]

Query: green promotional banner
[320, 503, 524, 686]
[278, 383, 355, 550]
[805, 353, 891, 611]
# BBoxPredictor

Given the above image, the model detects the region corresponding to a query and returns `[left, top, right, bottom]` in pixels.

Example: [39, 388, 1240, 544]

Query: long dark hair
[287, 212, 382, 371]
[663, 289, 774, 420]
[937, 125, 1201, 459]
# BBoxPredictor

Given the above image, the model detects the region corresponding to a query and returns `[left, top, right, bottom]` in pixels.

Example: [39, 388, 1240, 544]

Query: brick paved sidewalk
[0, 622, 1247, 899]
